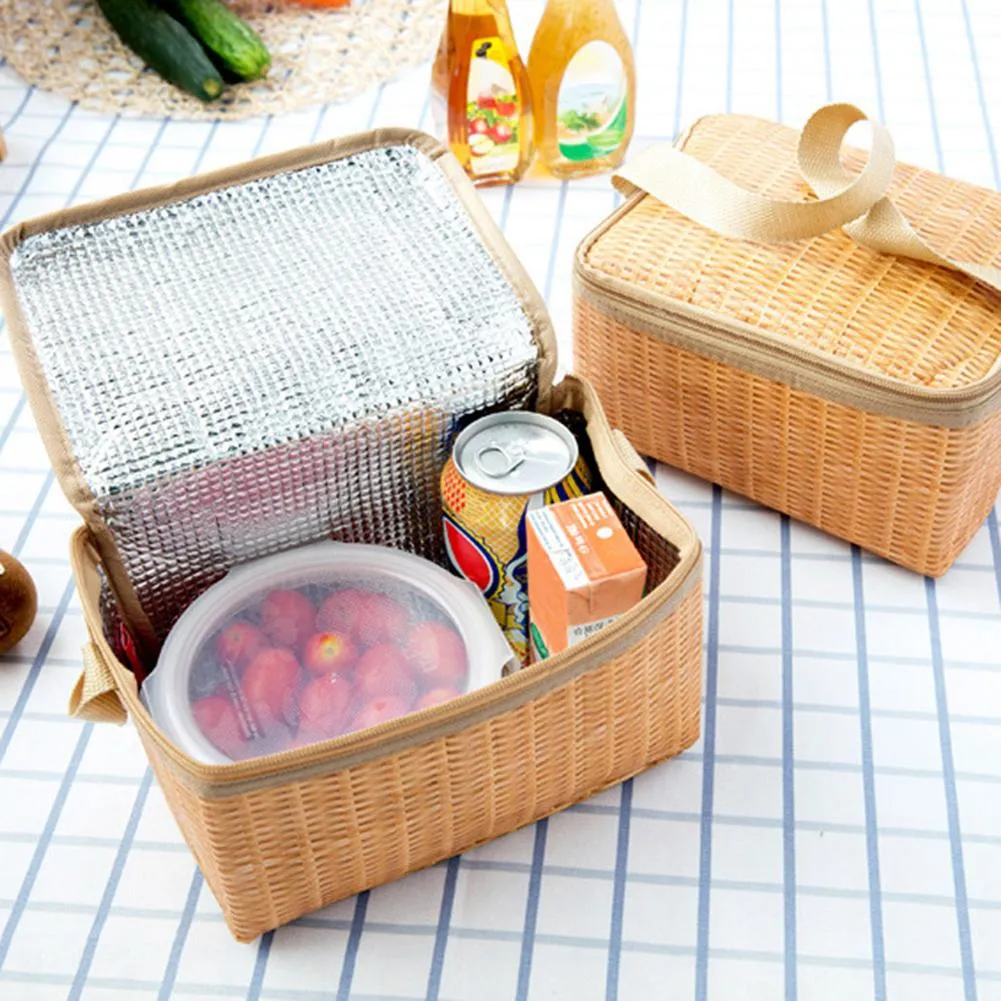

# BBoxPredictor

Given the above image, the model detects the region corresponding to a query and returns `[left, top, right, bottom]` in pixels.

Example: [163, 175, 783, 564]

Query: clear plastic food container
[142, 543, 516, 764]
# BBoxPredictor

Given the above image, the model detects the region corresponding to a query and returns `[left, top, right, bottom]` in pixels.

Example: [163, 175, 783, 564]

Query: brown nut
[0, 550, 38, 655]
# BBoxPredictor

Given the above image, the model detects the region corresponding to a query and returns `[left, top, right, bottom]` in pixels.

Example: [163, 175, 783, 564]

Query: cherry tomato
[405, 621, 468, 691]
[259, 589, 317, 651]
[298, 672, 355, 738]
[355, 593, 411, 648]
[354, 643, 417, 704]
[242, 647, 302, 729]
[350, 695, 411, 732]
[192, 694, 248, 759]
[302, 631, 360, 677]
[214, 620, 267, 673]
[317, 587, 370, 639]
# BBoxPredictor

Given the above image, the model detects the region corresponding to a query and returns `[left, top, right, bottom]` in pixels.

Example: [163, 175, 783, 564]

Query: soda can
[441, 412, 592, 664]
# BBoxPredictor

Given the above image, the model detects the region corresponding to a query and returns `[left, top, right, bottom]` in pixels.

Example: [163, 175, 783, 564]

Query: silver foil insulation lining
[9, 143, 541, 648]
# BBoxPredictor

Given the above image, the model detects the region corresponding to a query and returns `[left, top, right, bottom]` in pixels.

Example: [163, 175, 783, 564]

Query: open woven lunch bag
[574, 103, 1001, 576]
[0, 130, 703, 941]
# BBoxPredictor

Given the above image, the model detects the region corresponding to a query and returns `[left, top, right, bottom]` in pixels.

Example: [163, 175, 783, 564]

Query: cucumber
[167, 0, 271, 82]
[97, 0, 224, 102]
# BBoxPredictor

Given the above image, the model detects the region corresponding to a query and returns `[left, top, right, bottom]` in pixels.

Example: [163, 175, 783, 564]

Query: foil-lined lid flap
[0, 129, 557, 655]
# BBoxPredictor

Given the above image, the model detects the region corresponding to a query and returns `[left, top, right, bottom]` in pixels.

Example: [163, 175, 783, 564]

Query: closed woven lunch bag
[574, 102, 1001, 576]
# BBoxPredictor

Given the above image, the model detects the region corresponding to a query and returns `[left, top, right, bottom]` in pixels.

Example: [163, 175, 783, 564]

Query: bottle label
[467, 36, 521, 176]
[557, 41, 628, 162]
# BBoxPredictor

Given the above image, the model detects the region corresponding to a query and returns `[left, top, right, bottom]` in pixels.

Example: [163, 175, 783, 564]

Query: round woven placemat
[0, 0, 447, 120]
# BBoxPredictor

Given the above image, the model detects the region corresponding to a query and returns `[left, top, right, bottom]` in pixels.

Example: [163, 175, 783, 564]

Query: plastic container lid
[143, 542, 515, 764]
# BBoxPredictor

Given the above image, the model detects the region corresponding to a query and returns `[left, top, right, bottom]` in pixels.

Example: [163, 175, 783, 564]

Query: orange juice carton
[526, 492, 647, 660]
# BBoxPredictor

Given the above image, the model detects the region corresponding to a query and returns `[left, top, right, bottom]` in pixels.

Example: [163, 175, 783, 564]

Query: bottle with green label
[526, 0, 636, 179]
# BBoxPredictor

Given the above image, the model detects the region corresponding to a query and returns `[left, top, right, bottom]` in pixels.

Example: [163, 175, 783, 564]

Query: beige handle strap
[614, 102, 1001, 296]
[70, 642, 128, 725]
[611, 428, 655, 487]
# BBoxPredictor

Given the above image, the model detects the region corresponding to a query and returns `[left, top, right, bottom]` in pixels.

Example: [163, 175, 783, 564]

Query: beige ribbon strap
[70, 642, 128, 725]
[614, 102, 1001, 296]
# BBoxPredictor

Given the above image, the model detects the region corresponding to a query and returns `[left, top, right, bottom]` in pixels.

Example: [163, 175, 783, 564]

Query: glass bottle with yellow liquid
[431, 0, 534, 186]
[527, 0, 636, 179]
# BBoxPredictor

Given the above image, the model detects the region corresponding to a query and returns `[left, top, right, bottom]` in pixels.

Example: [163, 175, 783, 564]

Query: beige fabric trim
[574, 270, 1001, 430]
[1, 128, 557, 654]
[612, 429, 655, 486]
[68, 378, 703, 799]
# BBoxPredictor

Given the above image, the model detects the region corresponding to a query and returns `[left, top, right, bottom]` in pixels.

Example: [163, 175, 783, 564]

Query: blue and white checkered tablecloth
[1, 1, 1000, 998]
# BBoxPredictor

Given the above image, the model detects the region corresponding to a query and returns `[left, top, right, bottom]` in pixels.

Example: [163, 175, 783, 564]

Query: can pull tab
[476, 441, 526, 479]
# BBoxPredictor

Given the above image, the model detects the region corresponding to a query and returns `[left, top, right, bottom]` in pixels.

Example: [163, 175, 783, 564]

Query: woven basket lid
[0, 0, 447, 120]
[586, 114, 1001, 391]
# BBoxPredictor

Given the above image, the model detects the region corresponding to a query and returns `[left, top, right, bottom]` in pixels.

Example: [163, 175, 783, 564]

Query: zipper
[576, 220, 1001, 429]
